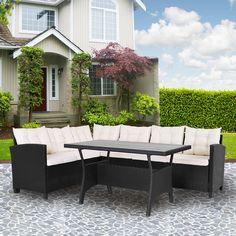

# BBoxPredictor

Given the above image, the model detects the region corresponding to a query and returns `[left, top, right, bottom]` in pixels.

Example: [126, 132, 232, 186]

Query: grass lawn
[0, 139, 13, 161]
[222, 133, 236, 159]
[0, 133, 235, 161]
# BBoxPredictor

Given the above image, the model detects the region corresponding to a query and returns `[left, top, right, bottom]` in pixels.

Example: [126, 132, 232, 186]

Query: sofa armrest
[10, 144, 47, 193]
[208, 144, 225, 194]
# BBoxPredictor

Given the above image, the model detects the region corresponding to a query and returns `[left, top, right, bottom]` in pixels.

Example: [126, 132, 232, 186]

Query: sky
[134, 0, 236, 90]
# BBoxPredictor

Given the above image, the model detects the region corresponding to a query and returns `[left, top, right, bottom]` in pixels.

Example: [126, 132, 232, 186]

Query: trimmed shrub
[21, 121, 41, 128]
[82, 98, 134, 126]
[160, 88, 236, 132]
[132, 92, 159, 120]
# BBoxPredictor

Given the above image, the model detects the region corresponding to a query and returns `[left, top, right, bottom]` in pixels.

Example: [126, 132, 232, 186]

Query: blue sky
[134, 0, 236, 90]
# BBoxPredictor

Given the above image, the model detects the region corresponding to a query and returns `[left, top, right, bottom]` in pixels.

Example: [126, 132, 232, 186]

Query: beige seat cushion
[172, 153, 209, 166]
[47, 150, 100, 166]
[184, 127, 221, 156]
[110, 152, 146, 160]
[148, 154, 209, 166]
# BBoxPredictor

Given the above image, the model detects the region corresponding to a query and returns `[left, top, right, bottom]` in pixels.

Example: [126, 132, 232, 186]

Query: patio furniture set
[10, 124, 225, 216]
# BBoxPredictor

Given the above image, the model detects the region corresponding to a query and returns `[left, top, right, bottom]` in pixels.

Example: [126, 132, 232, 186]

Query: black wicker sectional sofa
[10, 124, 225, 199]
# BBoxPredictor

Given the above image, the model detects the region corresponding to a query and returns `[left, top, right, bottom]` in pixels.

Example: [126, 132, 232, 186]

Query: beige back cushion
[119, 125, 151, 142]
[13, 127, 53, 154]
[183, 127, 221, 156]
[150, 126, 185, 144]
[93, 124, 120, 140]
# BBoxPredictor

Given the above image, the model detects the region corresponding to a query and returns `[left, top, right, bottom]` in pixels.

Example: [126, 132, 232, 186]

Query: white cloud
[178, 49, 207, 69]
[192, 20, 236, 56]
[162, 53, 174, 65]
[229, 0, 236, 7]
[149, 10, 158, 17]
[135, 20, 203, 47]
[209, 55, 236, 71]
[135, 6, 236, 90]
[164, 7, 200, 25]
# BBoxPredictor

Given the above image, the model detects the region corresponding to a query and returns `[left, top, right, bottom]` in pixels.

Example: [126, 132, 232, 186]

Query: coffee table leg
[79, 149, 86, 204]
[146, 154, 153, 217]
[106, 151, 112, 194]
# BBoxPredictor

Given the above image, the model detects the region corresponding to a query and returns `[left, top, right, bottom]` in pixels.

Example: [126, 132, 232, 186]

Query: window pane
[103, 78, 114, 95]
[90, 66, 102, 95]
[22, 5, 55, 32]
[91, 8, 104, 40]
[52, 68, 56, 98]
[105, 11, 116, 40]
[91, 0, 116, 10]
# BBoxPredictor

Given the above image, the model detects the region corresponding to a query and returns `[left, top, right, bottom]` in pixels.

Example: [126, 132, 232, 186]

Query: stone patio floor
[1, 163, 236, 236]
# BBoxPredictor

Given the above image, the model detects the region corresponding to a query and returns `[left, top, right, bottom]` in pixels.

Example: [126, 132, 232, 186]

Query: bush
[160, 88, 236, 132]
[0, 91, 13, 126]
[83, 98, 134, 126]
[21, 121, 41, 128]
[132, 92, 159, 120]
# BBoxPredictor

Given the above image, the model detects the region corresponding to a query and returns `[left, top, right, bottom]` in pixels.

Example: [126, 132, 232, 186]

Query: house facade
[0, 0, 158, 126]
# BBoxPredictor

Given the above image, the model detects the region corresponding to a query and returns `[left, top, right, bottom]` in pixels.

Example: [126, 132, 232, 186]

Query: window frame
[49, 65, 59, 100]
[90, 64, 117, 97]
[89, 0, 119, 43]
[19, 4, 58, 34]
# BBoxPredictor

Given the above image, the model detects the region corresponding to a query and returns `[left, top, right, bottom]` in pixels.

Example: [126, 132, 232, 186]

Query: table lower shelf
[79, 158, 173, 216]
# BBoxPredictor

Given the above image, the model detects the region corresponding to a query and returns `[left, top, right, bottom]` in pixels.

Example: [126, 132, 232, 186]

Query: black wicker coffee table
[65, 140, 191, 216]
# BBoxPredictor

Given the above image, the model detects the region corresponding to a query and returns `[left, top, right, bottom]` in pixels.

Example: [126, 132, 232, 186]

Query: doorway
[33, 68, 47, 111]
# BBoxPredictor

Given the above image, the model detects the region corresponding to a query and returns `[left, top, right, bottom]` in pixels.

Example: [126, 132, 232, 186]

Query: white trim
[19, 4, 58, 34]
[12, 3, 16, 37]
[20, 0, 65, 6]
[0, 57, 2, 89]
[0, 46, 19, 50]
[134, 0, 146, 11]
[89, 0, 119, 42]
[49, 65, 59, 101]
[13, 28, 82, 58]
[132, 1, 135, 49]
[70, 0, 74, 41]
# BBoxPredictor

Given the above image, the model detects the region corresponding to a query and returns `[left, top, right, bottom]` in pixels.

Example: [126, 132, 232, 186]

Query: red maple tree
[93, 42, 152, 110]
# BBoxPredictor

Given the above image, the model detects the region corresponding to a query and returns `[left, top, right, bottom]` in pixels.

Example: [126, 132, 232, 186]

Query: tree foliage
[0, 0, 14, 25]
[18, 46, 44, 122]
[71, 52, 92, 125]
[93, 42, 152, 89]
[93, 42, 152, 110]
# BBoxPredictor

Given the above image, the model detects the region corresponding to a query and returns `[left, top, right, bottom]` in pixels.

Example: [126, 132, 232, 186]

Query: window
[90, 0, 117, 41]
[21, 5, 56, 33]
[0, 58, 2, 89]
[90, 65, 116, 96]
[50, 66, 59, 100]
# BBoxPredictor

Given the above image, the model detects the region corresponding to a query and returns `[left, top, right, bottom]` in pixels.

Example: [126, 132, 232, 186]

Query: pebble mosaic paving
[1, 163, 236, 236]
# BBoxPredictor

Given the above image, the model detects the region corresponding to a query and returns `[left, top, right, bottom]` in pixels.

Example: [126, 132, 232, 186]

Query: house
[0, 0, 158, 126]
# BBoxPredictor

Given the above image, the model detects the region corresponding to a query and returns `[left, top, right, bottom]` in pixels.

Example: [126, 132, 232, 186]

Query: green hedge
[160, 88, 236, 132]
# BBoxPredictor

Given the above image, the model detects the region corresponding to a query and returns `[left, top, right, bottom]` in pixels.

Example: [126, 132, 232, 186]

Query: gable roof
[0, 36, 19, 49]
[13, 27, 83, 58]
[0, 25, 29, 49]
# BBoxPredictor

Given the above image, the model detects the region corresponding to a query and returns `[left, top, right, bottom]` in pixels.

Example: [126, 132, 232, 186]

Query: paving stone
[0, 163, 235, 235]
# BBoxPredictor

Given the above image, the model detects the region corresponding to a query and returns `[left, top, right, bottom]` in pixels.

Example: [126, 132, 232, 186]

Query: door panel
[34, 68, 47, 111]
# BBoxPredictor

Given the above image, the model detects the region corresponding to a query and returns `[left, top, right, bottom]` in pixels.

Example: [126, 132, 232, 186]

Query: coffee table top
[64, 140, 191, 156]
